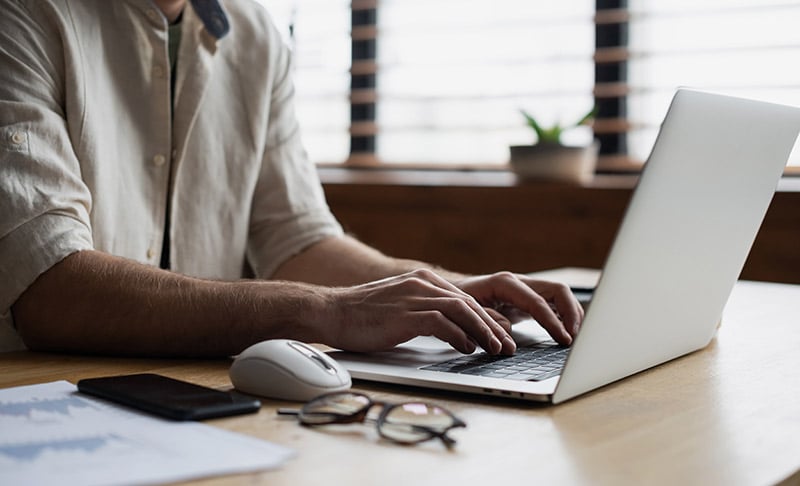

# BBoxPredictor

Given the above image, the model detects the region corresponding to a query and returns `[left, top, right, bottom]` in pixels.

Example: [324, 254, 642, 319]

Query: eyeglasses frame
[281, 391, 466, 448]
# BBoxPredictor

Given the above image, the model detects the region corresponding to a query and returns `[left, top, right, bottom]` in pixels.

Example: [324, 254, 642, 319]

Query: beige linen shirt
[0, 0, 344, 351]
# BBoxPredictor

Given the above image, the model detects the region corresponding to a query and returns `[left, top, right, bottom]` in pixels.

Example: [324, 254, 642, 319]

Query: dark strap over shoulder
[189, 0, 230, 38]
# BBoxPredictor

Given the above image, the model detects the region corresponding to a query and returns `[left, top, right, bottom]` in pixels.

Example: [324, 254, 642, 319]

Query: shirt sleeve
[0, 2, 94, 344]
[245, 26, 343, 279]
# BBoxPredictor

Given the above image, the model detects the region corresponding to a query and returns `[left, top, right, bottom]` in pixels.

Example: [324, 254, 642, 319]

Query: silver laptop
[331, 89, 800, 404]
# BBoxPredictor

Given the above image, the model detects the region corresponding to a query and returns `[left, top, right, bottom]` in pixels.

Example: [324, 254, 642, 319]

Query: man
[0, 0, 582, 357]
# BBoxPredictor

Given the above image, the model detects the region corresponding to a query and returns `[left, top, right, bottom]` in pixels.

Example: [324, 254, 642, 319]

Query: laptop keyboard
[420, 341, 568, 381]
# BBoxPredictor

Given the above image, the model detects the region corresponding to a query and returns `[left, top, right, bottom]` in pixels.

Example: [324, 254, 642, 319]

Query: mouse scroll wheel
[288, 341, 337, 374]
[309, 354, 336, 374]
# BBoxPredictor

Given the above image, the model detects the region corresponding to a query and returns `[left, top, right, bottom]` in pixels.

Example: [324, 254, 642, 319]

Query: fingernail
[572, 322, 581, 335]
[465, 340, 476, 354]
[502, 335, 516, 354]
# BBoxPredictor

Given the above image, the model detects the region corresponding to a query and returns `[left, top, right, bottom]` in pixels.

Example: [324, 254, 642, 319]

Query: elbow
[12, 295, 60, 352]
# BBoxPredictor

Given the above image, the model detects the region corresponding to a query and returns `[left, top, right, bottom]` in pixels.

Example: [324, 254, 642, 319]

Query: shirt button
[11, 131, 25, 144]
[152, 154, 166, 166]
[153, 65, 165, 79]
[146, 248, 155, 259]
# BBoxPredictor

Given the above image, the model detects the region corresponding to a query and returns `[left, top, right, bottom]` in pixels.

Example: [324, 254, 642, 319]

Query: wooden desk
[2, 279, 799, 486]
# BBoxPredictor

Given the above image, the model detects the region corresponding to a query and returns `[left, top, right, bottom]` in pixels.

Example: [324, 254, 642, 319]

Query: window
[626, 1, 800, 169]
[373, 1, 595, 166]
[256, 1, 800, 171]
[257, 0, 595, 167]
[255, 0, 351, 164]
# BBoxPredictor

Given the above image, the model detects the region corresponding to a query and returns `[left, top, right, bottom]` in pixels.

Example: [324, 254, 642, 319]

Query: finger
[486, 276, 573, 345]
[485, 307, 512, 334]
[409, 310, 477, 354]
[442, 298, 514, 355]
[526, 294, 573, 345]
[495, 305, 533, 324]
[404, 270, 513, 352]
[467, 301, 515, 354]
[485, 308, 516, 354]
[530, 281, 584, 337]
[408, 296, 505, 354]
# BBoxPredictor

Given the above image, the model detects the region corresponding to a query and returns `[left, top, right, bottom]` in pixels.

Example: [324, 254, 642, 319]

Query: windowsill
[320, 166, 800, 284]
[319, 166, 800, 192]
[318, 166, 639, 189]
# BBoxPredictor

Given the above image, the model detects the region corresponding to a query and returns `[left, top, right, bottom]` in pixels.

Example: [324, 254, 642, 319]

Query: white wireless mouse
[229, 339, 351, 401]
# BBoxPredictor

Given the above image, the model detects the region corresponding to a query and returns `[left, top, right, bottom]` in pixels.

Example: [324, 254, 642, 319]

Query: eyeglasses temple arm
[276, 408, 301, 416]
[408, 424, 463, 448]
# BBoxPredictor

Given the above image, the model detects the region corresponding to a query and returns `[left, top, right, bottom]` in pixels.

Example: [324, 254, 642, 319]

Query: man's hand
[13, 242, 583, 358]
[274, 237, 584, 353]
[320, 268, 517, 355]
[453, 272, 584, 345]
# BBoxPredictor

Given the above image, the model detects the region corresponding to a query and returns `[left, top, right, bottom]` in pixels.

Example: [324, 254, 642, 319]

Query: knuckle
[399, 271, 436, 290]
[418, 310, 448, 329]
[491, 270, 518, 283]
[400, 275, 428, 290]
[493, 271, 516, 282]
[530, 292, 547, 305]
[445, 296, 476, 313]
[530, 293, 549, 309]
[553, 282, 571, 294]
[411, 268, 436, 279]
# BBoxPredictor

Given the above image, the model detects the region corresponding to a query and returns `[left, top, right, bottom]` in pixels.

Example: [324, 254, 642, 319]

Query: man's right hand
[319, 268, 517, 356]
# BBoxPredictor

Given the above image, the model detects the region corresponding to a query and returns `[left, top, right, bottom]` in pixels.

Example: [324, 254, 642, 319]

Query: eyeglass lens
[379, 402, 460, 444]
[298, 392, 464, 445]
[298, 392, 371, 425]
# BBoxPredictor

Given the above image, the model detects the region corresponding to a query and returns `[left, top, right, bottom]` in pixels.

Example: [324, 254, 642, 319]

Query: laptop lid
[332, 89, 800, 404]
[552, 89, 800, 402]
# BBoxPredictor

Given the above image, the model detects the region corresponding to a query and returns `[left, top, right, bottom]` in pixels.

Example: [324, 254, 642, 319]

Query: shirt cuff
[247, 210, 343, 279]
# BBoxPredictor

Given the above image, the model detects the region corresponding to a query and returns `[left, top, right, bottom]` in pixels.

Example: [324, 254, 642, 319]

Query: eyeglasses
[277, 391, 466, 448]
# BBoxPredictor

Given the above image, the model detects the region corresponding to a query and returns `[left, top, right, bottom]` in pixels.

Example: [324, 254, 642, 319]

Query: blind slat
[260, 0, 799, 169]
[628, 0, 800, 166]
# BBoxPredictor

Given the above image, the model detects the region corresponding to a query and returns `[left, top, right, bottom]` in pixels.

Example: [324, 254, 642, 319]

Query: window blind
[255, 0, 351, 164]
[625, 1, 800, 169]
[259, 1, 800, 171]
[370, 0, 596, 166]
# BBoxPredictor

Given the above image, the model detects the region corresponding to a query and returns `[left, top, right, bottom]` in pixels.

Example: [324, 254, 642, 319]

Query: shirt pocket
[1, 127, 30, 154]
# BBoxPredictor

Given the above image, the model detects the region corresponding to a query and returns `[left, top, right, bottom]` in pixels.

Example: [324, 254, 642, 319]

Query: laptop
[330, 89, 800, 404]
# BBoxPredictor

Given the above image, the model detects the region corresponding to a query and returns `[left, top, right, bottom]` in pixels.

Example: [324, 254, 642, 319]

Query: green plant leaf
[520, 109, 546, 141]
[520, 106, 596, 145]
[573, 106, 597, 128]
[541, 125, 562, 143]
[520, 109, 562, 144]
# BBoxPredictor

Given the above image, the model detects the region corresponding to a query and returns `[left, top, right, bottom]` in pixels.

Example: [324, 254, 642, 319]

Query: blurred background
[255, 0, 800, 172]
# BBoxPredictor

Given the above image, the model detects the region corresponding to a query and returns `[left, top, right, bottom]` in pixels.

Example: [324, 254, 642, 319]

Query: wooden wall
[321, 170, 800, 284]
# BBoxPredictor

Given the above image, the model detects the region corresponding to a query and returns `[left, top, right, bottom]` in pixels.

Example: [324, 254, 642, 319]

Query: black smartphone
[77, 373, 261, 421]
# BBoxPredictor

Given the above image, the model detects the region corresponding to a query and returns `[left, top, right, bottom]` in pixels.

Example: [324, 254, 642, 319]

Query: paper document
[0, 381, 294, 485]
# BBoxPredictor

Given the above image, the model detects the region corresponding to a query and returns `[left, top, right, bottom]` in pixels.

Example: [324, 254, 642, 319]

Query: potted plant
[509, 107, 598, 184]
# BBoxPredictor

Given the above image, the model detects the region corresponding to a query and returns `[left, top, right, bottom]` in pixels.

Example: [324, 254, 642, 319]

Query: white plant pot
[509, 142, 599, 184]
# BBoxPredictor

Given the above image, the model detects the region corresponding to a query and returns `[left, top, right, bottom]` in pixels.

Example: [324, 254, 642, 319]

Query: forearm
[11, 238, 577, 358]
[272, 235, 465, 285]
[12, 250, 329, 357]
[271, 236, 580, 346]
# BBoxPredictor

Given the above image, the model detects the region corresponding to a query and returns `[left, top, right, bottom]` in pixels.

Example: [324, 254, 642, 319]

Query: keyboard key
[420, 343, 568, 381]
